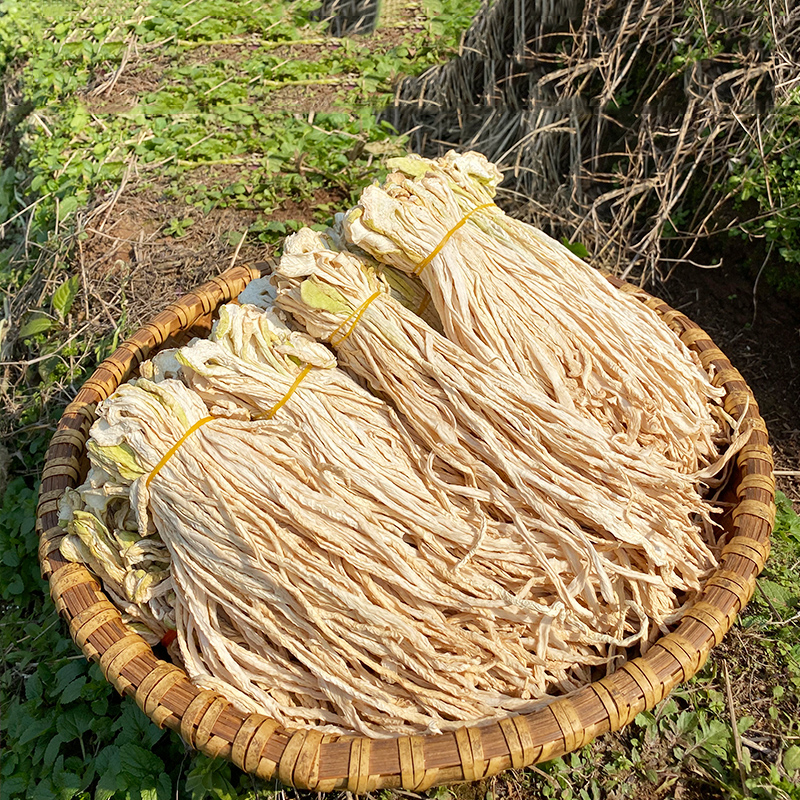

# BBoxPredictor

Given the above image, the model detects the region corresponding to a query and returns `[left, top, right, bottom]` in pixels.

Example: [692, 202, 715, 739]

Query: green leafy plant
[728, 92, 800, 293]
[51, 276, 80, 320]
[163, 217, 195, 238]
[560, 237, 591, 259]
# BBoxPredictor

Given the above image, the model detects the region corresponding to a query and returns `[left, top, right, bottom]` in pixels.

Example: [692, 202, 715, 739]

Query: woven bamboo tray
[36, 263, 775, 792]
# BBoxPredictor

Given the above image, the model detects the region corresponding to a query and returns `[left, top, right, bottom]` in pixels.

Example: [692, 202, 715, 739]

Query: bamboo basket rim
[35, 263, 775, 793]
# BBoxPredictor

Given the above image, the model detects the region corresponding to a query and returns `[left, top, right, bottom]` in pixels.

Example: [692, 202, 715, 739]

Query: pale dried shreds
[58, 150, 733, 740]
[62, 304, 649, 737]
[275, 234, 719, 636]
[60, 481, 173, 644]
[344, 151, 723, 472]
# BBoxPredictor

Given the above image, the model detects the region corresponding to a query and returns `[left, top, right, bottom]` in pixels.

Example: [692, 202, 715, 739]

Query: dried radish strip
[344, 151, 724, 472]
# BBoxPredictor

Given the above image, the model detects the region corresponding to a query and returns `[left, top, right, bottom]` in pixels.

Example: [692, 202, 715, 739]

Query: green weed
[727, 91, 800, 294]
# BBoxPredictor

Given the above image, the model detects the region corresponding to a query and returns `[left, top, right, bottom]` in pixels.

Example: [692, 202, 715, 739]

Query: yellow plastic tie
[145, 366, 314, 488]
[413, 202, 496, 276]
[146, 416, 213, 488]
[262, 364, 313, 418]
[329, 290, 383, 347]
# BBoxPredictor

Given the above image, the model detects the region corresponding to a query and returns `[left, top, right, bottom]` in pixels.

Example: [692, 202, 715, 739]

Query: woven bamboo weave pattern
[36, 265, 775, 791]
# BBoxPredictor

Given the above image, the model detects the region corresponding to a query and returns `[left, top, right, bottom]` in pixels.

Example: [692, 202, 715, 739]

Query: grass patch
[727, 89, 800, 294]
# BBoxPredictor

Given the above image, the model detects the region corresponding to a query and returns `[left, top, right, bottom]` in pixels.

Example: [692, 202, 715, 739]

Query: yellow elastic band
[329, 290, 383, 347]
[261, 364, 313, 419]
[146, 416, 213, 488]
[145, 366, 314, 488]
[413, 202, 496, 276]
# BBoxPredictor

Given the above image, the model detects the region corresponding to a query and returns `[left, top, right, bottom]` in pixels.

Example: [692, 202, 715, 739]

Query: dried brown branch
[386, 0, 800, 283]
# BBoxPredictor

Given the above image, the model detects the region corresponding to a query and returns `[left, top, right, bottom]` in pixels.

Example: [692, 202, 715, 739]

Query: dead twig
[723, 660, 751, 797]
[386, 0, 800, 283]
[89, 36, 138, 97]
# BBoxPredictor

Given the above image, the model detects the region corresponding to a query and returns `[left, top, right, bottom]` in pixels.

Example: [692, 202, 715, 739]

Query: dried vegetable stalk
[58, 149, 737, 740]
[274, 237, 719, 640]
[343, 151, 723, 472]
[62, 305, 638, 736]
[59, 483, 173, 645]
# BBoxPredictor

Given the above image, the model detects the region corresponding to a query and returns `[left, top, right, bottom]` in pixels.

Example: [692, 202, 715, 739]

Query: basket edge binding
[35, 266, 776, 792]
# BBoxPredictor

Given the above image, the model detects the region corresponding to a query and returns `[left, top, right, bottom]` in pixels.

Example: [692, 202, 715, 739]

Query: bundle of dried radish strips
[344, 152, 724, 473]
[59, 150, 741, 739]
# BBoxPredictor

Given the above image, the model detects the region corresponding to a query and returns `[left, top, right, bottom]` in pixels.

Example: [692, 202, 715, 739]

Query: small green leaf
[5, 573, 24, 596]
[737, 715, 755, 735]
[58, 195, 79, 220]
[43, 734, 65, 766]
[164, 217, 194, 237]
[185, 756, 236, 800]
[1, 777, 28, 797]
[51, 276, 80, 318]
[17, 718, 52, 747]
[675, 710, 698, 735]
[784, 745, 800, 773]
[154, 772, 171, 800]
[94, 745, 121, 781]
[56, 706, 94, 742]
[55, 661, 86, 694]
[759, 578, 794, 608]
[60, 676, 86, 704]
[118, 742, 164, 779]
[19, 313, 55, 338]
[25, 673, 43, 700]
[561, 237, 591, 259]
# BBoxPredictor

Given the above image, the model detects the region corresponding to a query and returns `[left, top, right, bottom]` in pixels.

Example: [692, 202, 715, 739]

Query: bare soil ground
[78, 188, 274, 328]
[661, 262, 800, 506]
[76, 180, 344, 334]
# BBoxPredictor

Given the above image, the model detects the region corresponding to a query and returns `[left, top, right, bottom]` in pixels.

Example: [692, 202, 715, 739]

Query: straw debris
[385, 0, 800, 282]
